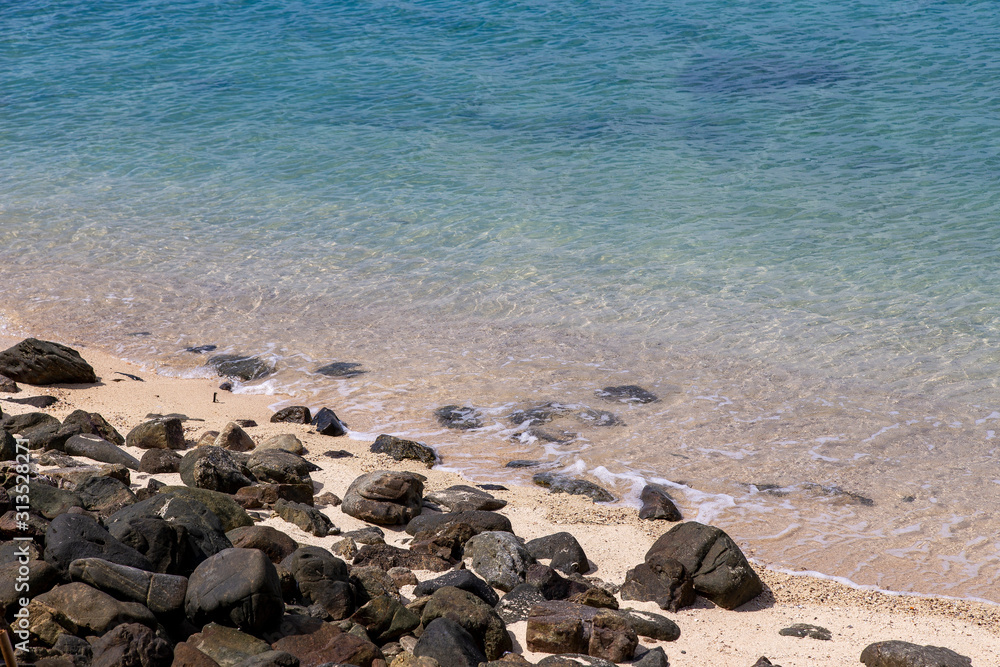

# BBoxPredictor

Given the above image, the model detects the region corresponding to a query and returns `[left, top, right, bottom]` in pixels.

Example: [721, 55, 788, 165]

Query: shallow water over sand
[3, 0, 1000, 601]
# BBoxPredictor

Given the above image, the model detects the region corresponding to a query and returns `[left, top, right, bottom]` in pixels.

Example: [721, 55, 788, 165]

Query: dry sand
[4, 338, 999, 666]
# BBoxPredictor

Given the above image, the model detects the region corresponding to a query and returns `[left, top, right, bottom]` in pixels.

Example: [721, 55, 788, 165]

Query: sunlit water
[3, 0, 1000, 601]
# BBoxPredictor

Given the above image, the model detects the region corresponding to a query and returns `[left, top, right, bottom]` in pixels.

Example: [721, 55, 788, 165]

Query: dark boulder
[227, 525, 298, 564]
[64, 434, 140, 469]
[405, 510, 512, 537]
[61, 410, 125, 447]
[311, 407, 347, 436]
[280, 546, 353, 620]
[526, 532, 589, 575]
[28, 582, 157, 644]
[106, 496, 233, 573]
[779, 623, 832, 640]
[532, 473, 615, 503]
[68, 557, 188, 614]
[247, 449, 318, 486]
[0, 558, 59, 611]
[1, 412, 65, 450]
[413, 617, 487, 667]
[860, 640, 972, 667]
[595, 385, 659, 404]
[350, 595, 420, 644]
[352, 543, 452, 573]
[274, 499, 337, 537]
[341, 470, 424, 526]
[208, 355, 274, 381]
[0, 338, 97, 385]
[184, 622, 271, 666]
[185, 547, 285, 634]
[270, 407, 311, 424]
[159, 486, 254, 531]
[27, 480, 82, 518]
[44, 513, 153, 573]
[90, 622, 173, 667]
[370, 434, 437, 467]
[497, 583, 547, 624]
[633, 647, 669, 667]
[621, 551, 696, 612]
[76, 474, 137, 516]
[126, 418, 185, 450]
[215, 422, 256, 452]
[638, 484, 682, 521]
[465, 530, 535, 592]
[271, 622, 382, 667]
[235, 483, 314, 509]
[179, 446, 254, 494]
[421, 586, 512, 660]
[0, 374, 18, 393]
[526, 563, 590, 601]
[0, 430, 14, 461]
[139, 448, 182, 474]
[425, 484, 506, 512]
[643, 521, 762, 609]
[413, 569, 500, 607]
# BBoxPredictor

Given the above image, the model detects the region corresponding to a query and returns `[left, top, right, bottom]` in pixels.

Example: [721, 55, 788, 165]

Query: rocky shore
[0, 337, 997, 667]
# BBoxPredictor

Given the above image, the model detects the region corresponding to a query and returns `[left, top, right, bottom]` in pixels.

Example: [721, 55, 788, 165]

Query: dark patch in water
[679, 52, 848, 96]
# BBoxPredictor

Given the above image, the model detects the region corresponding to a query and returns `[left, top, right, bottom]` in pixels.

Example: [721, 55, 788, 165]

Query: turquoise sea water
[3, 0, 1000, 600]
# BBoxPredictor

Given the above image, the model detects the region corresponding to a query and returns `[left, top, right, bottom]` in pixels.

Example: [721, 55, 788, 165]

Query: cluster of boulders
[0, 338, 978, 667]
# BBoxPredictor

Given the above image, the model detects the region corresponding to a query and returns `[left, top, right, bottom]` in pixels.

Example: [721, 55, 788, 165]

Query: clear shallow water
[3, 0, 1000, 601]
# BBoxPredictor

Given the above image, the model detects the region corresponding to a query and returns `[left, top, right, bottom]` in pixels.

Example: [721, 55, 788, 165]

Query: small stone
[638, 484, 682, 521]
[126, 418, 185, 450]
[0, 374, 19, 393]
[215, 422, 256, 452]
[139, 448, 182, 474]
[316, 362, 365, 378]
[532, 473, 615, 503]
[0, 338, 97, 385]
[425, 485, 506, 512]
[779, 623, 832, 640]
[259, 434, 304, 455]
[274, 499, 338, 537]
[322, 449, 353, 459]
[371, 434, 437, 467]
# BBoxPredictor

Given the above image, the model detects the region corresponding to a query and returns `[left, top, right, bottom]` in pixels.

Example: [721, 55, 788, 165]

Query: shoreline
[3, 336, 999, 665]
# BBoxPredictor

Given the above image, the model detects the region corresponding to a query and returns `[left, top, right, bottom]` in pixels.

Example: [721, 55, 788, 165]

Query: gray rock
[159, 485, 255, 531]
[405, 510, 513, 537]
[247, 449, 318, 486]
[280, 546, 354, 620]
[187, 622, 272, 666]
[107, 496, 232, 573]
[139, 448, 182, 473]
[28, 480, 82, 518]
[270, 407, 311, 425]
[633, 647, 669, 667]
[28, 582, 157, 644]
[64, 434, 140, 469]
[0, 338, 97, 385]
[370, 434, 437, 467]
[185, 548, 285, 634]
[208, 354, 274, 381]
[60, 410, 125, 447]
[532, 473, 615, 503]
[638, 483, 682, 521]
[0, 558, 59, 611]
[44, 513, 153, 573]
[126, 418, 185, 450]
[643, 521, 762, 609]
[413, 617, 487, 667]
[69, 557, 188, 614]
[465, 530, 535, 592]
[76, 474, 137, 516]
[1, 411, 65, 450]
[420, 586, 512, 660]
[525, 532, 589, 575]
[350, 595, 420, 645]
[90, 622, 173, 667]
[180, 446, 255, 493]
[215, 422, 256, 452]
[860, 640, 971, 667]
[341, 470, 424, 525]
[496, 583, 546, 624]
[258, 434, 304, 455]
[425, 484, 506, 512]
[227, 525, 298, 564]
[274, 499, 338, 537]
[413, 569, 500, 607]
[315, 362, 365, 378]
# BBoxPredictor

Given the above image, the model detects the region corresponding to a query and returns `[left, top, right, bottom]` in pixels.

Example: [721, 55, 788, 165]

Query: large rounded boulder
[184, 548, 284, 634]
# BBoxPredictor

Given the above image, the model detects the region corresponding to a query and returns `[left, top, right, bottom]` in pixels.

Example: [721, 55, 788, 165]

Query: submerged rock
[370, 434, 437, 467]
[434, 405, 484, 430]
[315, 362, 366, 378]
[207, 354, 274, 381]
[532, 473, 615, 503]
[594, 385, 659, 404]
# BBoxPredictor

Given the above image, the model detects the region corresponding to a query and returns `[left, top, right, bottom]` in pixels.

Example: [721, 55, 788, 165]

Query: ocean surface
[3, 0, 1000, 601]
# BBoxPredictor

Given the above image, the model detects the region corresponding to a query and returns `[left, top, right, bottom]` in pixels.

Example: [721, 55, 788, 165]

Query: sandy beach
[4, 336, 999, 666]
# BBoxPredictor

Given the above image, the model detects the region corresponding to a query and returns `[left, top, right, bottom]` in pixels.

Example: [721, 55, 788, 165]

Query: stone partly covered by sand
[0, 337, 998, 666]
